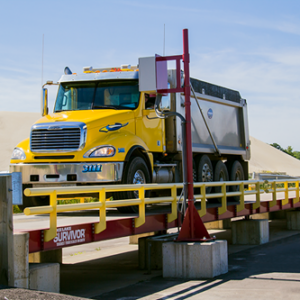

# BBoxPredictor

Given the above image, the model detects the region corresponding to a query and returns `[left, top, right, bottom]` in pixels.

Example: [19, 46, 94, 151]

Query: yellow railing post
[236, 181, 245, 212]
[270, 181, 277, 208]
[94, 188, 106, 234]
[168, 185, 177, 223]
[252, 182, 261, 210]
[218, 183, 227, 215]
[294, 181, 300, 205]
[135, 186, 145, 228]
[281, 181, 289, 206]
[199, 185, 206, 217]
[44, 191, 57, 242]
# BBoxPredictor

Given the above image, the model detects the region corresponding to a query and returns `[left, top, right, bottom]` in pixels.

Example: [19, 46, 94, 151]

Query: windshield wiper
[93, 105, 119, 110]
[54, 109, 70, 113]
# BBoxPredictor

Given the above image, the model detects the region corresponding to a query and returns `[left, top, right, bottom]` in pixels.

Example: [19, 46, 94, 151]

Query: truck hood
[33, 110, 135, 129]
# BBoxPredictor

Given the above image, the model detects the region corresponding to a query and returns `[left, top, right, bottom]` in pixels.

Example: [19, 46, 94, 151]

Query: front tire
[18, 195, 49, 212]
[116, 156, 151, 213]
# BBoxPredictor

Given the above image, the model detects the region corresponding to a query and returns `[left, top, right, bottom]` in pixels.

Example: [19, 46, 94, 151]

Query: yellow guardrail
[23, 179, 300, 242]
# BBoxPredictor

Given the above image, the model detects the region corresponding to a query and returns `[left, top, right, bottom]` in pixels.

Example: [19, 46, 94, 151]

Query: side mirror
[41, 88, 48, 116]
[159, 94, 171, 111]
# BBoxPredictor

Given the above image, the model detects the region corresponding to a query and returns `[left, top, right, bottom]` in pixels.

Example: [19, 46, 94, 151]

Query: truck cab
[10, 63, 250, 211]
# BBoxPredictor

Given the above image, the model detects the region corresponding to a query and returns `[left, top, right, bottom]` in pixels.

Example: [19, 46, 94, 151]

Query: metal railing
[252, 172, 299, 180]
[23, 179, 300, 242]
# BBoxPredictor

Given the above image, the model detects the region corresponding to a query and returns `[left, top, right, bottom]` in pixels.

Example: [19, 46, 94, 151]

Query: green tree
[270, 143, 284, 151]
[293, 151, 300, 160]
[270, 143, 300, 160]
[285, 146, 294, 156]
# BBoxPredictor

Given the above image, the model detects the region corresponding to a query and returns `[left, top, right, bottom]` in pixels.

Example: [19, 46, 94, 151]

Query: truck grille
[30, 122, 86, 152]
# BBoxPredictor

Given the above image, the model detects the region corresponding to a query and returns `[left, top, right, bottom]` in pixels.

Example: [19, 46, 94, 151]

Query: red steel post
[177, 29, 212, 242]
[182, 28, 195, 237]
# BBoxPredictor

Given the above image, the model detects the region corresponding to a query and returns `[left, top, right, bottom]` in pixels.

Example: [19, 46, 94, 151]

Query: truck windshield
[54, 80, 140, 112]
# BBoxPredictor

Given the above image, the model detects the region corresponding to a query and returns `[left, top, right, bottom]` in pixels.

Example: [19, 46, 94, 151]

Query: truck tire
[116, 156, 151, 213]
[229, 160, 244, 202]
[213, 160, 229, 202]
[18, 195, 49, 212]
[197, 155, 213, 193]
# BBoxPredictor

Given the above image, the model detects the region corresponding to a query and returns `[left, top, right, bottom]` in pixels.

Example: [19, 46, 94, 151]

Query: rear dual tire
[197, 155, 213, 193]
[228, 160, 244, 202]
[213, 161, 229, 202]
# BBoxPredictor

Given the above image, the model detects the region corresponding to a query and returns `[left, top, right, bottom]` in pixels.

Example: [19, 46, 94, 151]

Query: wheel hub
[202, 163, 212, 182]
[133, 170, 146, 198]
[133, 170, 146, 185]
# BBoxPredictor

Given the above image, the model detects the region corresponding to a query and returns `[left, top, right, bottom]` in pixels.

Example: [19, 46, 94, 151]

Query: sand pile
[249, 136, 300, 176]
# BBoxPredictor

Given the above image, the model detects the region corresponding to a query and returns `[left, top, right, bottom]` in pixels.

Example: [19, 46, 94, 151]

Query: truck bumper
[10, 162, 124, 184]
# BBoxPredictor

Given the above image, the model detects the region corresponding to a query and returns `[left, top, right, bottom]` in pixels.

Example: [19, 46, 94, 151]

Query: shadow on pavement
[95, 233, 300, 300]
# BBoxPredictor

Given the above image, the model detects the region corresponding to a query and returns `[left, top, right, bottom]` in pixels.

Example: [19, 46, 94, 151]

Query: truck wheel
[18, 196, 49, 212]
[116, 156, 151, 213]
[197, 155, 213, 193]
[229, 160, 244, 202]
[213, 160, 229, 202]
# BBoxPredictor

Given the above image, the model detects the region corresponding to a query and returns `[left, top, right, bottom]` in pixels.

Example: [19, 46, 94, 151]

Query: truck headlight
[11, 147, 26, 160]
[83, 146, 115, 158]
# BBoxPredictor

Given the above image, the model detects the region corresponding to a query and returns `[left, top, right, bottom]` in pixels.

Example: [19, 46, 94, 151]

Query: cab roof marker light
[83, 66, 93, 73]
[80, 65, 138, 74]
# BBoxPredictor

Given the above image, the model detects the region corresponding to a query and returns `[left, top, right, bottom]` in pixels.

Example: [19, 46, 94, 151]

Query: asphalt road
[97, 232, 300, 300]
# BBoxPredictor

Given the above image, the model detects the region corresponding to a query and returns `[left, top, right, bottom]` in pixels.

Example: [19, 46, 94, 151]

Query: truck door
[136, 93, 166, 152]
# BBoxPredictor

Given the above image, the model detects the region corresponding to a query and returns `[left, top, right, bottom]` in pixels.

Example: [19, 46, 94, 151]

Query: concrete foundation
[14, 232, 29, 288]
[162, 240, 228, 279]
[0, 175, 14, 286]
[204, 219, 232, 230]
[270, 211, 287, 220]
[138, 234, 177, 270]
[251, 212, 269, 220]
[222, 219, 232, 229]
[13, 232, 60, 292]
[287, 211, 300, 230]
[29, 249, 62, 264]
[130, 232, 156, 245]
[29, 263, 60, 293]
[232, 219, 269, 245]
[139, 238, 162, 270]
[205, 220, 223, 229]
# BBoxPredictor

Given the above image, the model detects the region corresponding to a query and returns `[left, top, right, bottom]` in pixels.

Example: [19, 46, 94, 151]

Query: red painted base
[177, 203, 214, 242]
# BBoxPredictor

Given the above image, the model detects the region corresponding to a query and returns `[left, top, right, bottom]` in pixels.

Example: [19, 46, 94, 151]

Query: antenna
[41, 34, 44, 86]
[163, 24, 165, 56]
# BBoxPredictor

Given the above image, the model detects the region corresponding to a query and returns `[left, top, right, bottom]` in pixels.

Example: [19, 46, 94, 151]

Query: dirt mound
[249, 136, 300, 176]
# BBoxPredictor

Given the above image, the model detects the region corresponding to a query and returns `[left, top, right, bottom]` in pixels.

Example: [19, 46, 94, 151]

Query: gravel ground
[0, 287, 88, 300]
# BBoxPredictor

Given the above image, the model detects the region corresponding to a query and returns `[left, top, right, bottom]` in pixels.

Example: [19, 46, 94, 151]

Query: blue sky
[1, 0, 300, 149]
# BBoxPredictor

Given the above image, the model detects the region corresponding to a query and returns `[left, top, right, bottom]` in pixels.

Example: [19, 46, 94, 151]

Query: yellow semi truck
[10, 62, 250, 212]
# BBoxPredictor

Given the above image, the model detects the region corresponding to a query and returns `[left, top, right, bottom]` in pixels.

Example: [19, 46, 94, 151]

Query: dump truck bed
[166, 71, 250, 160]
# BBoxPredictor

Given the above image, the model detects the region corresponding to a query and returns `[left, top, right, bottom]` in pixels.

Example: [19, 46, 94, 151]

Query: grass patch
[57, 199, 81, 205]
[57, 197, 109, 205]
[13, 205, 22, 214]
